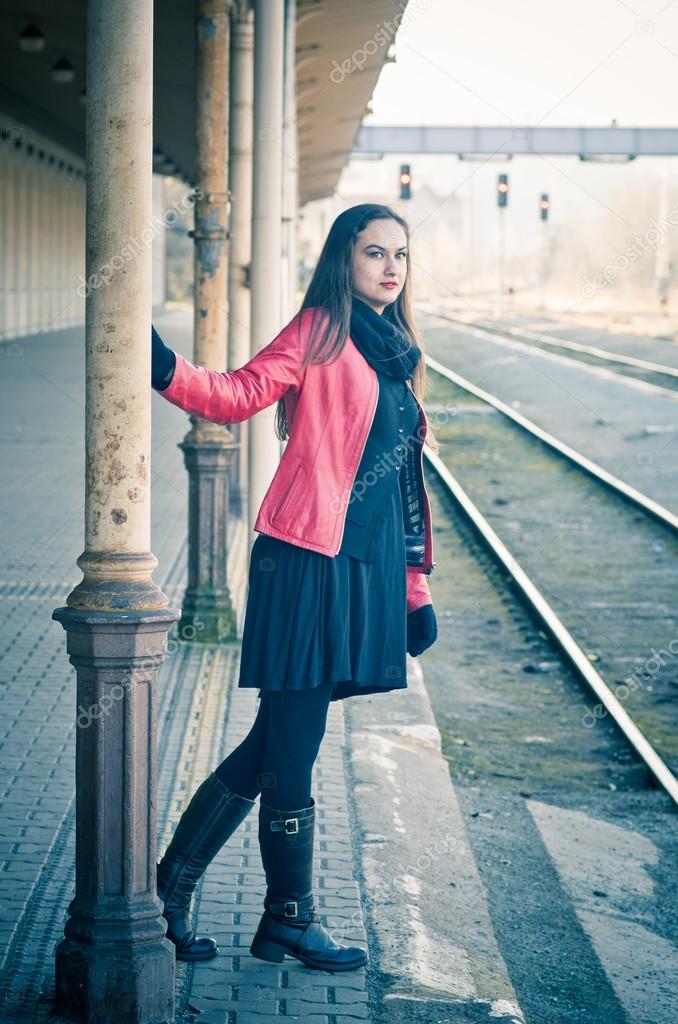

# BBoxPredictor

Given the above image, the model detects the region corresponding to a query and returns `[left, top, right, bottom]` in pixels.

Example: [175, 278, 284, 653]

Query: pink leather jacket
[159, 306, 435, 612]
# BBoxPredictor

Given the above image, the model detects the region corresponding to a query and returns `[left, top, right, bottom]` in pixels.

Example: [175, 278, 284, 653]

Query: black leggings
[214, 681, 334, 810]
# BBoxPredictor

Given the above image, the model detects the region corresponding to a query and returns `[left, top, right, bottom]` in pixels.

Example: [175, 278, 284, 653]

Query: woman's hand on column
[152, 324, 177, 391]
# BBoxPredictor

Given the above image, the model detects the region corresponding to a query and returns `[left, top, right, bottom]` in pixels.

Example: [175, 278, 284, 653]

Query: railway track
[420, 304, 678, 395]
[419, 352, 678, 806]
[473, 303, 678, 342]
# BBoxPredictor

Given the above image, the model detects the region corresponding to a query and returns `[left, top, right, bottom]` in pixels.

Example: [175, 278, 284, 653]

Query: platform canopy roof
[0, 0, 405, 206]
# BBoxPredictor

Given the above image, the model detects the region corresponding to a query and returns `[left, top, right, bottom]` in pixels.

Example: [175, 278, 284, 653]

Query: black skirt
[237, 479, 408, 702]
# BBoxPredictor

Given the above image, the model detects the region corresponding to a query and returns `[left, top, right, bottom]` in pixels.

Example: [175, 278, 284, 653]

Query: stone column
[249, 0, 285, 545]
[0, 134, 8, 338]
[51, 1, 179, 1021]
[227, 0, 254, 520]
[179, 0, 239, 643]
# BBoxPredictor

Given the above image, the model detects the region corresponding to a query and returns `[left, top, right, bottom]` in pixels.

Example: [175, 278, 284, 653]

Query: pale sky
[367, 0, 678, 127]
[335, 0, 678, 268]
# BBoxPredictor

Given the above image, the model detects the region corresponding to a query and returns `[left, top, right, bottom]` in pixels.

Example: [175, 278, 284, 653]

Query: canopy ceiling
[0, 0, 405, 206]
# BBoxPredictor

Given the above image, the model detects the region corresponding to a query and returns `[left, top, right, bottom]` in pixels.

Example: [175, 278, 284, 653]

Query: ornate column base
[179, 427, 239, 643]
[179, 586, 237, 645]
[51, 606, 180, 1024]
[55, 907, 172, 1024]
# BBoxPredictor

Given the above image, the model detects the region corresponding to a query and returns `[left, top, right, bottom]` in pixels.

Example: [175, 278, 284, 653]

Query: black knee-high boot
[250, 797, 368, 971]
[157, 771, 256, 961]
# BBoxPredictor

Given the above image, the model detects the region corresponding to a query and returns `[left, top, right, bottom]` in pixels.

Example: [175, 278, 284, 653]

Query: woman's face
[351, 218, 408, 314]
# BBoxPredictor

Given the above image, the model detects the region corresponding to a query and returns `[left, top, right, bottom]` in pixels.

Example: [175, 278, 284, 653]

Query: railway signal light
[497, 173, 508, 208]
[540, 193, 550, 221]
[399, 164, 412, 200]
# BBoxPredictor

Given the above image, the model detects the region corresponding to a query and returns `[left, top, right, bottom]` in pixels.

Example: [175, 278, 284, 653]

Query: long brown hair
[274, 203, 439, 453]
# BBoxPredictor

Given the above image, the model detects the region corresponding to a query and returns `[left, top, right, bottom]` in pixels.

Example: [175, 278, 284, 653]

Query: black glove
[151, 325, 176, 390]
[406, 604, 437, 657]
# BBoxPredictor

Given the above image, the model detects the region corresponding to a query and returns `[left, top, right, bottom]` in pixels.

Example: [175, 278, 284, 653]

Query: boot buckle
[270, 815, 299, 834]
[283, 900, 298, 917]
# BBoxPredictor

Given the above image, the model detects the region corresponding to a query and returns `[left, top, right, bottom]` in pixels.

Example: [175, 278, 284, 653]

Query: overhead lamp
[19, 22, 45, 54]
[579, 153, 636, 163]
[458, 153, 513, 162]
[52, 57, 75, 83]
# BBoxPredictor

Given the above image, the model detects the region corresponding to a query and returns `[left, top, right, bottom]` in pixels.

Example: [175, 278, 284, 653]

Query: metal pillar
[282, 0, 298, 324]
[249, 0, 285, 547]
[180, 0, 239, 643]
[227, 0, 254, 521]
[495, 206, 506, 319]
[653, 159, 671, 307]
[51, 1, 179, 1021]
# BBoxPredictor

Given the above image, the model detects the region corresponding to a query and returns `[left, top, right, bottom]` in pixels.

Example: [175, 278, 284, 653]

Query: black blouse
[339, 372, 420, 563]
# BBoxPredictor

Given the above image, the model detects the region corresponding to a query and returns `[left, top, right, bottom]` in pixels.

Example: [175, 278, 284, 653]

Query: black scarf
[349, 295, 420, 381]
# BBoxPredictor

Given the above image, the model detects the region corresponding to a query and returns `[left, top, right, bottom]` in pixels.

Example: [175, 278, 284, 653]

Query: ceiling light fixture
[19, 22, 45, 54]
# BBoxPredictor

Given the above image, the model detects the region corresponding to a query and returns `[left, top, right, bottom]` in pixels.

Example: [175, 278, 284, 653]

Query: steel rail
[423, 444, 678, 806]
[424, 353, 678, 532]
[423, 304, 678, 386]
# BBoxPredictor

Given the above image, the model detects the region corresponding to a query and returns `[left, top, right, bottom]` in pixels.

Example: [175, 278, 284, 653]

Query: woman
[151, 203, 439, 973]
